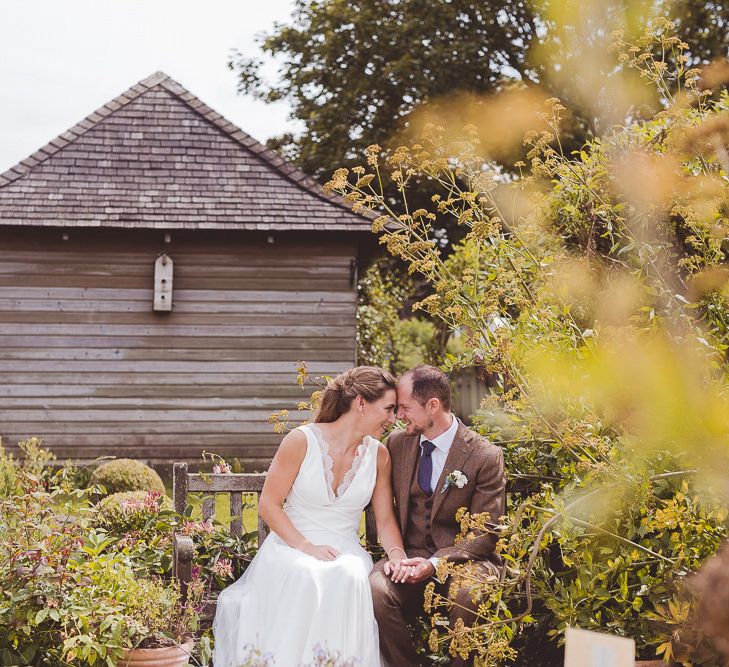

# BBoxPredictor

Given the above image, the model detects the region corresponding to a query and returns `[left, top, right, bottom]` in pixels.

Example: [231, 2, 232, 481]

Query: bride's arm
[259, 429, 339, 561]
[370, 444, 409, 581]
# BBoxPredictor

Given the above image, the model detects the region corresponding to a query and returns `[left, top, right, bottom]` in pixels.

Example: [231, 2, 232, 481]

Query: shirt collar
[419, 414, 458, 454]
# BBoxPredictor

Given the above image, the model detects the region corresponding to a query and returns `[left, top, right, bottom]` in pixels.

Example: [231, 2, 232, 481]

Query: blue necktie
[418, 440, 436, 496]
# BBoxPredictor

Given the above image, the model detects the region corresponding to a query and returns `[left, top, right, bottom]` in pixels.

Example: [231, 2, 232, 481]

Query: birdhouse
[153, 253, 173, 311]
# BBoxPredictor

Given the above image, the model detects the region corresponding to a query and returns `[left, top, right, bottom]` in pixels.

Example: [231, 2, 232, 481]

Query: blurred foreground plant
[327, 17, 729, 665]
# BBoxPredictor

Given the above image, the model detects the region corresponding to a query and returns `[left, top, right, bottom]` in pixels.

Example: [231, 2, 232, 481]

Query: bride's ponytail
[315, 366, 396, 423]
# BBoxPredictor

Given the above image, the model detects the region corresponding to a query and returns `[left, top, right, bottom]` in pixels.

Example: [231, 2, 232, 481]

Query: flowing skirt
[212, 531, 381, 667]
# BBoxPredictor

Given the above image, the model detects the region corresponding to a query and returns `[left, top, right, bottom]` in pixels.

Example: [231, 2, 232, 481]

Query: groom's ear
[426, 397, 441, 414]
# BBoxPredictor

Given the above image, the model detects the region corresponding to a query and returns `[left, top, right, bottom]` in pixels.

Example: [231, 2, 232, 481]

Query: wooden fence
[449, 366, 495, 423]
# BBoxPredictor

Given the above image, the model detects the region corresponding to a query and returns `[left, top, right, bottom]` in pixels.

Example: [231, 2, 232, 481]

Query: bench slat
[188, 473, 266, 493]
[258, 514, 269, 544]
[202, 494, 215, 522]
[230, 492, 242, 536]
[364, 504, 377, 548]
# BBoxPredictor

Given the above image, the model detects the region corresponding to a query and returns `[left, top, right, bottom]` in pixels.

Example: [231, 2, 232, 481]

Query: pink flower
[212, 463, 232, 475]
[117, 535, 134, 549]
[143, 491, 163, 513]
[181, 519, 214, 535]
[212, 558, 233, 579]
[121, 498, 144, 511]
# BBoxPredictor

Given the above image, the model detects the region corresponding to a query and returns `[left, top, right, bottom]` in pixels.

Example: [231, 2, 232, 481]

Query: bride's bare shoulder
[375, 441, 391, 469]
[274, 427, 308, 462]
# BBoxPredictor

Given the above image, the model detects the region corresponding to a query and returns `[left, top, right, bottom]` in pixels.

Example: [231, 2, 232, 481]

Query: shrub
[96, 490, 173, 534]
[0, 443, 17, 497]
[120, 575, 201, 649]
[0, 453, 98, 665]
[91, 458, 165, 496]
[0, 437, 54, 497]
[59, 564, 203, 656]
[0, 448, 250, 666]
[357, 259, 448, 373]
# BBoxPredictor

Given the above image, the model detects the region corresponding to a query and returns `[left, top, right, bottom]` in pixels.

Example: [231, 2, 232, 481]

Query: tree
[231, 0, 539, 179]
[670, 0, 729, 66]
[231, 0, 729, 182]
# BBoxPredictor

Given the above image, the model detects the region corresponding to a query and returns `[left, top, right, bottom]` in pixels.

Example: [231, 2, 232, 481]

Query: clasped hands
[384, 553, 435, 584]
[299, 541, 435, 583]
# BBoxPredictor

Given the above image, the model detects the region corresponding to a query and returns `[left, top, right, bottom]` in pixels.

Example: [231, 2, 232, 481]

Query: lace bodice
[309, 423, 368, 501]
[282, 424, 380, 539]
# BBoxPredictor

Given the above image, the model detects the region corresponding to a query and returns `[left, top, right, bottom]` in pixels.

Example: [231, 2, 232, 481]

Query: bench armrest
[173, 533, 195, 600]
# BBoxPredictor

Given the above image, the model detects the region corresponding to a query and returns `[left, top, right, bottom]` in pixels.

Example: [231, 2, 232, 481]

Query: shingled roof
[0, 72, 371, 231]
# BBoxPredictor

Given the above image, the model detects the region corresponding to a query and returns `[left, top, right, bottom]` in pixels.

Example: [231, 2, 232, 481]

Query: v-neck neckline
[309, 424, 368, 502]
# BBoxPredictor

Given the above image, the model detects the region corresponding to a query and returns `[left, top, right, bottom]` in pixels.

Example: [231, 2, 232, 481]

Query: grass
[188, 492, 260, 532]
[163, 478, 260, 533]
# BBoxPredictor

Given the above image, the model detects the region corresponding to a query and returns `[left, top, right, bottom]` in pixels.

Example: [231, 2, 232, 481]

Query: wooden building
[0, 72, 372, 468]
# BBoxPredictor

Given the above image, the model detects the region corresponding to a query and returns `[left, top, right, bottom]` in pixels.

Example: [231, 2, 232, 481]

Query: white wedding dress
[213, 424, 382, 667]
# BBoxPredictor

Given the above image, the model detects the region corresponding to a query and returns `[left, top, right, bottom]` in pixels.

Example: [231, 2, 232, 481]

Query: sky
[0, 1, 299, 173]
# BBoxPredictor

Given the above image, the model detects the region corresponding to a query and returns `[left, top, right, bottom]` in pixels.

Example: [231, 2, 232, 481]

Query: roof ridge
[0, 73, 169, 188]
[0, 71, 371, 221]
[153, 78, 368, 218]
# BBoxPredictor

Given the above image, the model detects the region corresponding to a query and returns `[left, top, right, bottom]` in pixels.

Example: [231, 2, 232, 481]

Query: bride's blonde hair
[315, 366, 397, 423]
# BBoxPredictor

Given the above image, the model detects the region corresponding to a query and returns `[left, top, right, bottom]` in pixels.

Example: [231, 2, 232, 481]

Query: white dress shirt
[419, 413, 458, 494]
[418, 414, 458, 573]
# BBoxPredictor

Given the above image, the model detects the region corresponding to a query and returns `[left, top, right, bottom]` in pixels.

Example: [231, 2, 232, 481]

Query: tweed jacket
[386, 419, 505, 565]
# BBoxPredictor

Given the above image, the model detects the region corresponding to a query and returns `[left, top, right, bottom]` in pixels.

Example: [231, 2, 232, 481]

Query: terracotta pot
[119, 640, 194, 667]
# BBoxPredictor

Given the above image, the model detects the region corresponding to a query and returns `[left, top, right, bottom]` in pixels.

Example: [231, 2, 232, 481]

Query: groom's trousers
[370, 558, 497, 667]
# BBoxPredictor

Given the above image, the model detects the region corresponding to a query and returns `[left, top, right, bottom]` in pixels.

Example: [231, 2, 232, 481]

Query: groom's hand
[400, 557, 435, 583]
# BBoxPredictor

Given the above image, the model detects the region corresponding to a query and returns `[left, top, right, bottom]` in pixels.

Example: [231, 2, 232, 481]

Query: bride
[213, 366, 410, 666]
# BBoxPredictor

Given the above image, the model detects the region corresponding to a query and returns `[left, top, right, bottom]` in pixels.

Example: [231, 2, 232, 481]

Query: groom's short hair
[404, 365, 451, 411]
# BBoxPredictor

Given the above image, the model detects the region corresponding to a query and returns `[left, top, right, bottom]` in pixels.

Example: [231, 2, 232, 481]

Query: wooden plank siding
[0, 229, 358, 467]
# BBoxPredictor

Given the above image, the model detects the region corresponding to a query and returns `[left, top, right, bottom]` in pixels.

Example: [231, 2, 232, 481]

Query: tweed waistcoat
[403, 458, 436, 557]
[387, 421, 506, 567]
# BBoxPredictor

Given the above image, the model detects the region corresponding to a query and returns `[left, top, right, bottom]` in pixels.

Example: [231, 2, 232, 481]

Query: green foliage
[0, 437, 54, 497]
[357, 259, 442, 372]
[0, 456, 123, 664]
[328, 19, 729, 665]
[540, 475, 726, 658]
[0, 441, 17, 497]
[95, 490, 174, 535]
[60, 565, 202, 656]
[91, 458, 165, 496]
[178, 516, 258, 591]
[397, 318, 443, 370]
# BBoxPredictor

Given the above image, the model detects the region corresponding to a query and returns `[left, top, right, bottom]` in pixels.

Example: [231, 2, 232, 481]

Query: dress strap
[292, 424, 315, 458]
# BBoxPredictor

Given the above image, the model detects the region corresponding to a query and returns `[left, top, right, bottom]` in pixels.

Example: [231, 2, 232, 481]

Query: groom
[370, 365, 506, 666]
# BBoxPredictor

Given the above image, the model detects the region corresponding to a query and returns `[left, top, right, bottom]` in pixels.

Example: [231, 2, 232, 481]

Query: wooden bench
[172, 462, 378, 610]
[172, 461, 524, 623]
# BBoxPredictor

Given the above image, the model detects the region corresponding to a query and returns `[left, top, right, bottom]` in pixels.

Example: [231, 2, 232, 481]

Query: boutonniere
[441, 470, 468, 493]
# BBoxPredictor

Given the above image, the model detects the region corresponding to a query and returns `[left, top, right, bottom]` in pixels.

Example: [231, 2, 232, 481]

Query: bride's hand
[384, 555, 411, 583]
[300, 541, 340, 561]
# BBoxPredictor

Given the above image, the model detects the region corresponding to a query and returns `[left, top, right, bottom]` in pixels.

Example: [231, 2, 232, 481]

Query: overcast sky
[0, 0, 299, 173]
